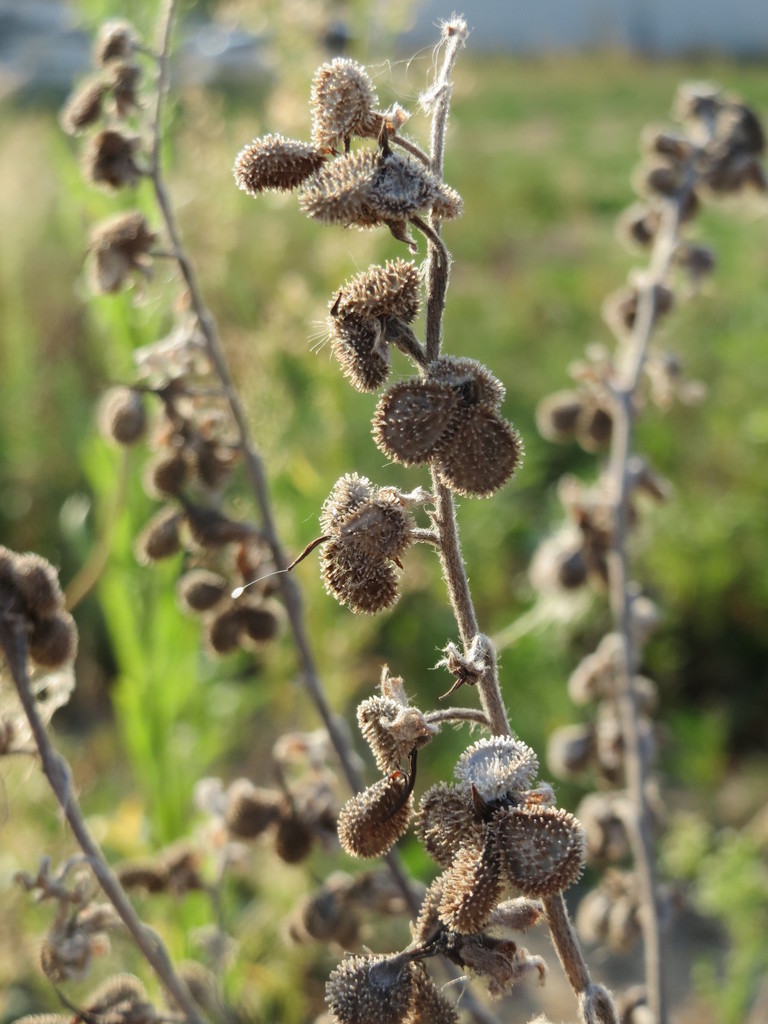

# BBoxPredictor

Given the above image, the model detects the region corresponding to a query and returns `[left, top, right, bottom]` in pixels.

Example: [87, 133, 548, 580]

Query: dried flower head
[328, 315, 391, 392]
[89, 211, 157, 294]
[495, 806, 586, 897]
[98, 385, 147, 445]
[93, 20, 139, 66]
[448, 933, 547, 998]
[357, 670, 437, 773]
[326, 953, 418, 1024]
[83, 129, 142, 190]
[60, 76, 107, 135]
[334, 259, 421, 323]
[454, 736, 539, 801]
[337, 771, 413, 858]
[415, 782, 484, 868]
[234, 134, 326, 196]
[310, 58, 382, 151]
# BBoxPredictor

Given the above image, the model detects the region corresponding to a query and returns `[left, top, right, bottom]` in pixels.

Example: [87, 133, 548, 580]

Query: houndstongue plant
[235, 20, 618, 1024]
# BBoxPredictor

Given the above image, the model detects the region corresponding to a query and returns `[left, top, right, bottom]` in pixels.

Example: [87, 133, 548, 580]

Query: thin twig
[424, 707, 489, 729]
[0, 616, 204, 1024]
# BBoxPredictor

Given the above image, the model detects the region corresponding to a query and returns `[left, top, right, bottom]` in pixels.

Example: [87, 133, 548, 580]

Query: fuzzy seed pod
[577, 792, 631, 863]
[449, 934, 547, 998]
[435, 412, 523, 498]
[83, 129, 142, 190]
[575, 393, 613, 452]
[237, 602, 281, 645]
[98, 386, 147, 445]
[602, 283, 674, 338]
[27, 612, 78, 668]
[617, 202, 661, 249]
[107, 61, 142, 117]
[86, 974, 156, 1024]
[547, 723, 596, 780]
[299, 150, 383, 228]
[144, 450, 189, 497]
[292, 886, 361, 947]
[329, 315, 391, 392]
[486, 897, 543, 932]
[176, 569, 228, 613]
[412, 877, 446, 944]
[454, 737, 539, 801]
[495, 806, 586, 897]
[310, 58, 381, 151]
[357, 693, 436, 774]
[337, 772, 413, 858]
[224, 778, 283, 838]
[373, 377, 456, 465]
[409, 969, 459, 1024]
[535, 389, 582, 442]
[60, 76, 107, 135]
[337, 495, 414, 560]
[89, 212, 156, 294]
[334, 259, 421, 323]
[274, 812, 314, 863]
[205, 606, 243, 655]
[115, 863, 167, 893]
[529, 530, 588, 595]
[439, 837, 502, 933]
[673, 241, 716, 279]
[320, 539, 399, 614]
[640, 161, 687, 198]
[135, 506, 183, 564]
[234, 134, 326, 196]
[326, 953, 416, 1024]
[320, 473, 375, 534]
[93, 20, 139, 65]
[415, 782, 483, 868]
[12, 553, 64, 617]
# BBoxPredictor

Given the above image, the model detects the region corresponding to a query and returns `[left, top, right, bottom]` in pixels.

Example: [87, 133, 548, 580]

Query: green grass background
[1, 16, 768, 1022]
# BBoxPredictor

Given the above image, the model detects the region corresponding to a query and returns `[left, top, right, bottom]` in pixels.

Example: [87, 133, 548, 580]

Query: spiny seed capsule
[454, 736, 539, 800]
[89, 211, 156, 294]
[495, 805, 586, 897]
[357, 694, 432, 773]
[439, 839, 502, 933]
[176, 569, 229, 613]
[310, 58, 381, 152]
[326, 954, 416, 1024]
[134, 506, 183, 564]
[415, 782, 482, 868]
[274, 812, 313, 863]
[334, 259, 421, 323]
[320, 539, 400, 614]
[98, 386, 147, 445]
[12, 553, 64, 617]
[224, 779, 283, 838]
[337, 772, 413, 858]
[83, 129, 142, 190]
[329, 316, 391, 392]
[27, 612, 78, 668]
[535, 389, 582, 443]
[320, 473, 375, 534]
[409, 970, 458, 1024]
[93, 20, 139, 66]
[60, 76, 107, 135]
[234, 134, 326, 196]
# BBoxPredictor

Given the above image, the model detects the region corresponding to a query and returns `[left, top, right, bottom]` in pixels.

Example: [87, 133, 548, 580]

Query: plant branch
[0, 616, 204, 1024]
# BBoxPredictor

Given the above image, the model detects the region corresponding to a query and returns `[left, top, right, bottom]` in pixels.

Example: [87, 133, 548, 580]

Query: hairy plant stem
[423, 19, 615, 1020]
[0, 616, 204, 1024]
[605, 192, 687, 1024]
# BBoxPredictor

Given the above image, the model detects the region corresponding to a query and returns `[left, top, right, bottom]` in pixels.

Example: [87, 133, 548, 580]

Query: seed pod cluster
[319, 473, 416, 613]
[0, 548, 77, 672]
[373, 357, 523, 498]
[115, 843, 204, 896]
[357, 668, 438, 773]
[39, 901, 121, 985]
[414, 738, 585, 934]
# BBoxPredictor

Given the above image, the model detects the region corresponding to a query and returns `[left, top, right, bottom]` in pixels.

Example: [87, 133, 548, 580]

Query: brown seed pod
[430, 356, 506, 411]
[274, 812, 314, 863]
[83, 129, 142, 190]
[224, 778, 283, 838]
[234, 134, 326, 196]
[60, 76, 107, 135]
[12, 553, 64, 617]
[326, 953, 416, 1024]
[409, 968, 459, 1024]
[176, 569, 228, 613]
[115, 862, 167, 893]
[93, 20, 139, 65]
[337, 772, 413, 858]
[144, 450, 190, 498]
[98, 386, 147, 445]
[435, 410, 523, 498]
[415, 782, 482, 868]
[329, 315, 391, 392]
[535, 389, 583, 442]
[357, 693, 434, 774]
[337, 495, 414, 560]
[135, 506, 183, 564]
[546, 723, 596, 780]
[299, 149, 384, 228]
[454, 736, 539, 801]
[27, 612, 78, 668]
[334, 259, 421, 323]
[205, 606, 243, 655]
[320, 539, 400, 614]
[106, 61, 142, 117]
[575, 393, 613, 452]
[320, 473, 375, 534]
[438, 837, 502, 933]
[495, 805, 586, 897]
[237, 602, 281, 645]
[616, 202, 662, 249]
[602, 283, 674, 338]
[85, 973, 156, 1024]
[373, 378, 457, 465]
[89, 211, 156, 294]
[310, 58, 382, 151]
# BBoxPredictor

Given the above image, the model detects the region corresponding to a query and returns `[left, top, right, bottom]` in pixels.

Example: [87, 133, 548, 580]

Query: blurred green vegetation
[1, 21, 768, 1023]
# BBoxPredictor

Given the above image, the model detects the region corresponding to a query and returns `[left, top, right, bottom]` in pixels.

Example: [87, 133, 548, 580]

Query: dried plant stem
[606, 196, 685, 1024]
[0, 616, 204, 1024]
[423, 20, 615, 1020]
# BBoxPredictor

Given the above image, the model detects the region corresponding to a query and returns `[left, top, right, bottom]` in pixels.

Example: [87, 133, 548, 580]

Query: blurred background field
[1, 4, 768, 1021]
